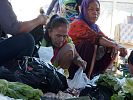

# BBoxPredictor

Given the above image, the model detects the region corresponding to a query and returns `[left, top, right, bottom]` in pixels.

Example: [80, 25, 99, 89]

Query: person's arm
[59, 46, 86, 69]
[59, 50, 74, 69]
[0, 0, 20, 34]
[73, 47, 87, 69]
[66, 36, 87, 69]
[19, 14, 48, 33]
[99, 37, 127, 57]
[57, 42, 86, 69]
[99, 37, 117, 48]
[0, 1, 48, 35]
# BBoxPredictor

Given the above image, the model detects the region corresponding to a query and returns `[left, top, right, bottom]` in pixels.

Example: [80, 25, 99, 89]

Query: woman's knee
[21, 33, 35, 47]
[14, 33, 35, 57]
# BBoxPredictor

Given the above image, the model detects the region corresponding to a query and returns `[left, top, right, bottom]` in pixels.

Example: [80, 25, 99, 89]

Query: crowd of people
[0, 0, 133, 94]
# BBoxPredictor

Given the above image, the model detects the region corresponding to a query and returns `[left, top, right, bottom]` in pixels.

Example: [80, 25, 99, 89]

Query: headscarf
[79, 0, 100, 33]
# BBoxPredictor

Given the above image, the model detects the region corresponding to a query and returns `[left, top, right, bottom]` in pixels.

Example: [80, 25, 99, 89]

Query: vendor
[41, 14, 87, 73]
[68, 0, 127, 79]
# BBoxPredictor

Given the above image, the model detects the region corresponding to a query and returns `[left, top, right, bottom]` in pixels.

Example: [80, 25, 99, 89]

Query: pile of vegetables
[79, 73, 122, 100]
[96, 73, 121, 93]
[95, 73, 133, 100]
[111, 78, 133, 100]
[0, 79, 43, 100]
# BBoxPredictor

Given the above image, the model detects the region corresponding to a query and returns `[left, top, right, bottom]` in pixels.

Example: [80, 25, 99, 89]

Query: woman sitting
[68, 0, 127, 79]
[41, 15, 87, 75]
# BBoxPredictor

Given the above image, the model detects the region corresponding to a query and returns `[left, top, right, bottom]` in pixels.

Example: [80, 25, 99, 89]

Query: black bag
[79, 85, 113, 100]
[0, 66, 17, 82]
[15, 57, 68, 93]
[0, 57, 68, 93]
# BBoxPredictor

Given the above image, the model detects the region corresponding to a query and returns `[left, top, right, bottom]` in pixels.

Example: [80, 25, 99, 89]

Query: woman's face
[49, 25, 68, 47]
[87, 1, 100, 23]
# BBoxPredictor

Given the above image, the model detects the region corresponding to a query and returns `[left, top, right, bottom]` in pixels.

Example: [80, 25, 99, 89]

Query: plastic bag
[90, 75, 100, 86]
[67, 67, 90, 89]
[16, 57, 68, 93]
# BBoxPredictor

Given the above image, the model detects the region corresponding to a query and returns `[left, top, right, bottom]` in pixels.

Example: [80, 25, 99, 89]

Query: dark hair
[128, 50, 133, 65]
[44, 14, 69, 46]
[46, 14, 69, 30]
[76, 0, 83, 6]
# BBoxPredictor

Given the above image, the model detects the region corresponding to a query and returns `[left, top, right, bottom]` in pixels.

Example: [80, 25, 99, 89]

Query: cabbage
[96, 74, 121, 92]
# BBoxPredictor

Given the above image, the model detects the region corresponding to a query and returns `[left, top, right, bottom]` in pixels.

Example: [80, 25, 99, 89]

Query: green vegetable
[0, 79, 43, 100]
[6, 88, 26, 99]
[111, 94, 125, 100]
[111, 78, 133, 100]
[96, 73, 121, 92]
[0, 79, 8, 95]
[123, 78, 133, 95]
[6, 82, 43, 100]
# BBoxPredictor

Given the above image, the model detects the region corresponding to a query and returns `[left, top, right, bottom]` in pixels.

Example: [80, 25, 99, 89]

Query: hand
[110, 42, 119, 59]
[78, 59, 87, 70]
[111, 43, 127, 58]
[111, 48, 118, 59]
[37, 14, 48, 25]
[112, 42, 119, 51]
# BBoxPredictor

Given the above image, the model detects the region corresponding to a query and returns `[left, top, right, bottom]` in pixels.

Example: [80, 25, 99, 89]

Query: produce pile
[96, 73, 121, 93]
[111, 78, 133, 100]
[95, 73, 133, 100]
[0, 79, 43, 100]
[0, 73, 133, 100]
